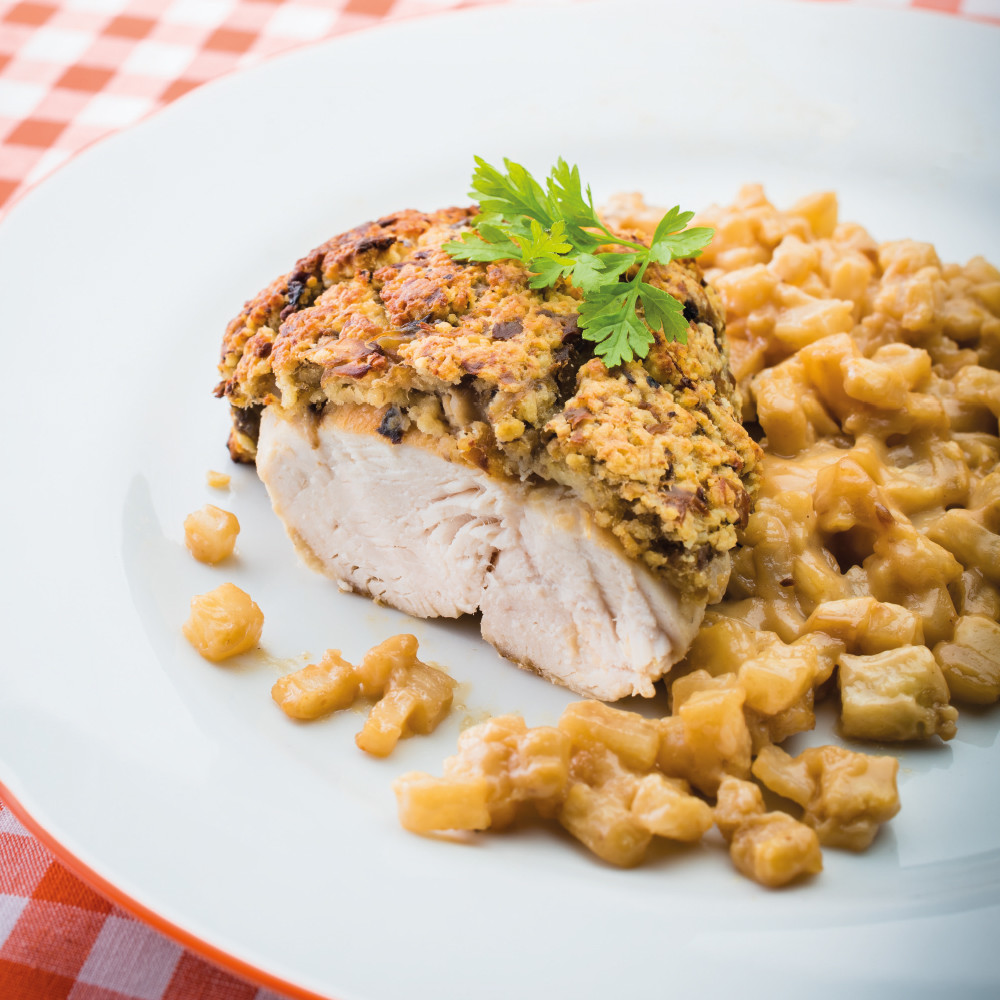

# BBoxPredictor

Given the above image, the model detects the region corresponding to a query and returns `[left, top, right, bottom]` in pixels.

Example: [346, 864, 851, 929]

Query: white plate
[2, 1, 999, 997]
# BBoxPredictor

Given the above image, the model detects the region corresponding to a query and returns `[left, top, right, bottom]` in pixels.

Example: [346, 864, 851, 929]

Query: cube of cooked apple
[659, 681, 752, 795]
[182, 582, 263, 662]
[752, 744, 900, 850]
[355, 633, 419, 697]
[558, 782, 652, 868]
[183, 505, 239, 564]
[926, 508, 1000, 587]
[802, 597, 923, 653]
[795, 632, 844, 685]
[747, 747, 814, 810]
[352, 636, 455, 756]
[729, 813, 823, 888]
[669, 668, 740, 710]
[271, 650, 358, 720]
[559, 700, 660, 771]
[397, 661, 457, 734]
[745, 689, 816, 753]
[356, 688, 418, 757]
[714, 777, 766, 843]
[441, 716, 571, 829]
[392, 773, 492, 833]
[804, 748, 899, 850]
[715, 777, 822, 887]
[685, 626, 835, 720]
[681, 616, 763, 677]
[933, 614, 1000, 705]
[355, 661, 457, 757]
[509, 726, 572, 807]
[790, 190, 838, 239]
[949, 568, 1000, 621]
[446, 716, 524, 828]
[206, 469, 231, 490]
[738, 642, 817, 716]
[838, 646, 958, 741]
[970, 471, 1000, 531]
[630, 774, 713, 842]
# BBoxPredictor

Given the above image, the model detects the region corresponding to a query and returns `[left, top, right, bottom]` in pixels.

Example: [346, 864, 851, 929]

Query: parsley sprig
[443, 157, 714, 368]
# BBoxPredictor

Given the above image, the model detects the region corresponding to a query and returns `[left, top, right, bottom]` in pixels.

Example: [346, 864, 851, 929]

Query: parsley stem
[630, 258, 650, 292]
[590, 223, 648, 253]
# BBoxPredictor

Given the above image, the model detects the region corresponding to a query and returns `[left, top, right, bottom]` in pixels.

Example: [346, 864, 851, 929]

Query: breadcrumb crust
[216, 207, 762, 592]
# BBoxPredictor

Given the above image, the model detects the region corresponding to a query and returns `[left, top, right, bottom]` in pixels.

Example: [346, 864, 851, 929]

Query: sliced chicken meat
[256, 405, 724, 700]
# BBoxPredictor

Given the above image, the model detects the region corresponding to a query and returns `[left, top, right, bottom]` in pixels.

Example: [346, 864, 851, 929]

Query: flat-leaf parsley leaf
[443, 157, 714, 367]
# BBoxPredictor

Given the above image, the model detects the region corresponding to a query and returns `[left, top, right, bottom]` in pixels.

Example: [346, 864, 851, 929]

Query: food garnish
[443, 157, 713, 367]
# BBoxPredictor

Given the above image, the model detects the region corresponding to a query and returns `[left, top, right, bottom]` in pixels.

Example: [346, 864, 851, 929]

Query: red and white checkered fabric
[1, 0, 999, 217]
[1, 0, 997, 995]
[0, 799, 287, 998]
[0, 0, 507, 216]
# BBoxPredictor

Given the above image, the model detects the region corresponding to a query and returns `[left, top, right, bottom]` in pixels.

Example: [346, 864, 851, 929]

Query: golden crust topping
[544, 351, 757, 579]
[217, 207, 762, 592]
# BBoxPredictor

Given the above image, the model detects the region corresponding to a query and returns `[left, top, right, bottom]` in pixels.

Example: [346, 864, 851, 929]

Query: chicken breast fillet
[217, 206, 762, 699]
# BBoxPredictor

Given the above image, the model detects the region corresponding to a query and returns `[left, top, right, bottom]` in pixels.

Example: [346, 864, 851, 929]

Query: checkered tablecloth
[0, 799, 291, 998]
[1, 0, 998, 996]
